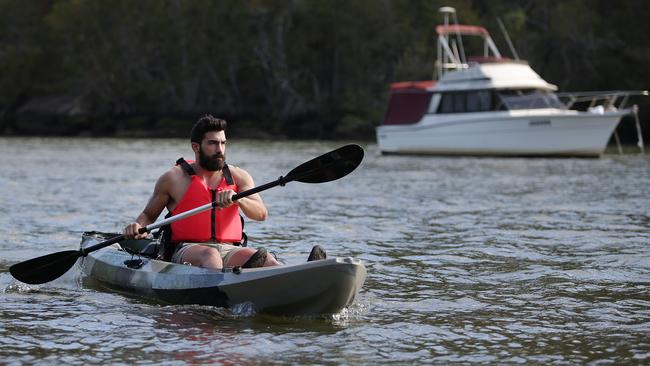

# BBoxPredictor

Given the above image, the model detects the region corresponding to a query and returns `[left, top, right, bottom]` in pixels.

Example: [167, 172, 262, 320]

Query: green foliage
[0, 1, 53, 104]
[0, 0, 648, 140]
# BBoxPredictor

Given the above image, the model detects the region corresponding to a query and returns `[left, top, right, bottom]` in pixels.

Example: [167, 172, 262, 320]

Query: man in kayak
[123, 115, 326, 269]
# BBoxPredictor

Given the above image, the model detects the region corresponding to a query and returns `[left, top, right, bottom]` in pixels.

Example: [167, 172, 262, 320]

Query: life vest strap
[222, 165, 234, 185]
[176, 158, 196, 176]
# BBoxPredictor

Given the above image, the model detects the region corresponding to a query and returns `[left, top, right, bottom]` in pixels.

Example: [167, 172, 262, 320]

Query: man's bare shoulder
[227, 165, 254, 185]
[157, 166, 189, 186]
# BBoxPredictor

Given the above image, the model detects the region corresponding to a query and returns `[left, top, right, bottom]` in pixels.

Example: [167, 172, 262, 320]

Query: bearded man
[123, 115, 324, 269]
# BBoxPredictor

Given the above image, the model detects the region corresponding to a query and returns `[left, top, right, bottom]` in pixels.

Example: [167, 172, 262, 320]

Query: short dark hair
[190, 115, 227, 144]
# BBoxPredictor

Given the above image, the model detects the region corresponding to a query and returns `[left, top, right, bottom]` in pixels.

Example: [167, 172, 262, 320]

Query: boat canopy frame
[435, 19, 501, 79]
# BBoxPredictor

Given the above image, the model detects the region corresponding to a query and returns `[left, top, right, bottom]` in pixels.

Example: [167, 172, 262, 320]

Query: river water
[0, 137, 648, 365]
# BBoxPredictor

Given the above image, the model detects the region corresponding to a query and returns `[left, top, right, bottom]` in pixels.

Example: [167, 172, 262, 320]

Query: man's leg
[227, 248, 280, 267]
[177, 245, 223, 270]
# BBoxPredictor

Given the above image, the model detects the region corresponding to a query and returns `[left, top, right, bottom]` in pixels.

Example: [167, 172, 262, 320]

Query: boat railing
[557, 90, 648, 154]
[556, 90, 649, 111]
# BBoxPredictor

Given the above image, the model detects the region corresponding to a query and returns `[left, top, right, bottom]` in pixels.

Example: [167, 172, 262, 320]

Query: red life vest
[169, 159, 242, 243]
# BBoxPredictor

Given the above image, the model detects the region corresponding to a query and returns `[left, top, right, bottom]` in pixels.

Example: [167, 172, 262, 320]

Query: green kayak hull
[79, 232, 366, 316]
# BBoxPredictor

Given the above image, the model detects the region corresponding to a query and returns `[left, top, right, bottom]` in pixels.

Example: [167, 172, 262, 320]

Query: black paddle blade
[9, 250, 81, 285]
[287, 144, 364, 184]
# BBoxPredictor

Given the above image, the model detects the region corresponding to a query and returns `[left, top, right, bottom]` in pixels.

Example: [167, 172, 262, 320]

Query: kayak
[78, 232, 366, 316]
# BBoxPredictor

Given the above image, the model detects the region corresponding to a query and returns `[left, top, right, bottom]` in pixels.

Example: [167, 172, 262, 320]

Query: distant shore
[2, 116, 646, 147]
[0, 115, 375, 141]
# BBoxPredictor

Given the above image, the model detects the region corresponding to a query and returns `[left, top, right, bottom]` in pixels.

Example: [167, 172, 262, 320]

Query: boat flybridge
[376, 6, 647, 157]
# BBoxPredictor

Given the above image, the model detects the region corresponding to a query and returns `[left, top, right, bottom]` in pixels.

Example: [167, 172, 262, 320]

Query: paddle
[10, 144, 364, 285]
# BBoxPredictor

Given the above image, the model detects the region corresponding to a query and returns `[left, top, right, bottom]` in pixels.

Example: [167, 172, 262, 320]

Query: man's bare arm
[123, 171, 173, 238]
[226, 167, 267, 221]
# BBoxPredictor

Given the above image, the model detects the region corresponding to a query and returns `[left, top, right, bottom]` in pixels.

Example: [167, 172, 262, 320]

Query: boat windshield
[497, 89, 565, 110]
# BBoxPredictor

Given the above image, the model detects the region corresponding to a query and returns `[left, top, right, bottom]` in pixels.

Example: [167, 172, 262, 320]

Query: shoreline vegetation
[1, 1, 649, 143]
[0, 115, 646, 146]
[0, 113, 288, 140]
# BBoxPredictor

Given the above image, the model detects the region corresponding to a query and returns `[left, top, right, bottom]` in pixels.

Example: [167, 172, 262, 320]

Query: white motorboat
[376, 7, 646, 157]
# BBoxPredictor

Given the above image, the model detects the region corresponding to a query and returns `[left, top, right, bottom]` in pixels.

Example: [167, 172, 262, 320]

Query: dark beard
[198, 148, 225, 171]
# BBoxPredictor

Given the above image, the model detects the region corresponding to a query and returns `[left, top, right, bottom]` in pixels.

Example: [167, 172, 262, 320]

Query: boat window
[466, 91, 491, 112]
[453, 92, 465, 112]
[497, 89, 565, 110]
[439, 93, 455, 113]
[438, 91, 493, 113]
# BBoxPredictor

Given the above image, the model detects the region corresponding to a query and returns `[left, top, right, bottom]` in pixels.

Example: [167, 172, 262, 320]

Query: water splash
[229, 302, 258, 317]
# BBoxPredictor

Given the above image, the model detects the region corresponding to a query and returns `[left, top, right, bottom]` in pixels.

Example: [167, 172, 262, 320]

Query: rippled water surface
[1, 137, 649, 364]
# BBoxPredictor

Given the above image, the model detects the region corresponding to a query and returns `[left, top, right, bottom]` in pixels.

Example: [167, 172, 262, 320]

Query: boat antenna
[452, 9, 466, 64]
[439, 7, 466, 64]
[437, 6, 464, 78]
[496, 17, 520, 60]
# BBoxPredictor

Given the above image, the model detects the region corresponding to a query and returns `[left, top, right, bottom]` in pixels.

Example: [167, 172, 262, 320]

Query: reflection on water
[1, 137, 649, 364]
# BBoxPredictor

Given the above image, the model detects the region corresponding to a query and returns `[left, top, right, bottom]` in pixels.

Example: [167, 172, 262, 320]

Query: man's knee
[264, 254, 279, 267]
[183, 246, 223, 269]
[200, 248, 223, 269]
[225, 248, 257, 267]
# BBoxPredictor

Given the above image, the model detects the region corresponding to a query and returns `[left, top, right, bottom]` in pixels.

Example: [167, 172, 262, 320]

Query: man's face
[195, 130, 226, 171]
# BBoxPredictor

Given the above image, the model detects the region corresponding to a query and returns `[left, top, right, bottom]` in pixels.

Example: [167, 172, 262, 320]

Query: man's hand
[216, 189, 237, 209]
[123, 222, 148, 239]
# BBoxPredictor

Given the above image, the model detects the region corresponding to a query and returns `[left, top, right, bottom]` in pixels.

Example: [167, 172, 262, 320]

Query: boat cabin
[382, 82, 564, 126]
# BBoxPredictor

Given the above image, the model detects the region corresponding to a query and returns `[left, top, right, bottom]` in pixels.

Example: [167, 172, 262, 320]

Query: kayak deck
[79, 232, 366, 315]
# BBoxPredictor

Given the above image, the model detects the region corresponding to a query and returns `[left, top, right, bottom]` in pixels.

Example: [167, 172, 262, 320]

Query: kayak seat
[138, 242, 160, 259]
[119, 240, 159, 259]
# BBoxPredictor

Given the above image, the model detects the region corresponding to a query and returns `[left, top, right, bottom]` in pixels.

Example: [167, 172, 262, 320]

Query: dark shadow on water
[81, 275, 354, 331]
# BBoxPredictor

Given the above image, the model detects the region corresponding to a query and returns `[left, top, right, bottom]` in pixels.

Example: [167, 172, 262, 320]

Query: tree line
[1, 0, 648, 141]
